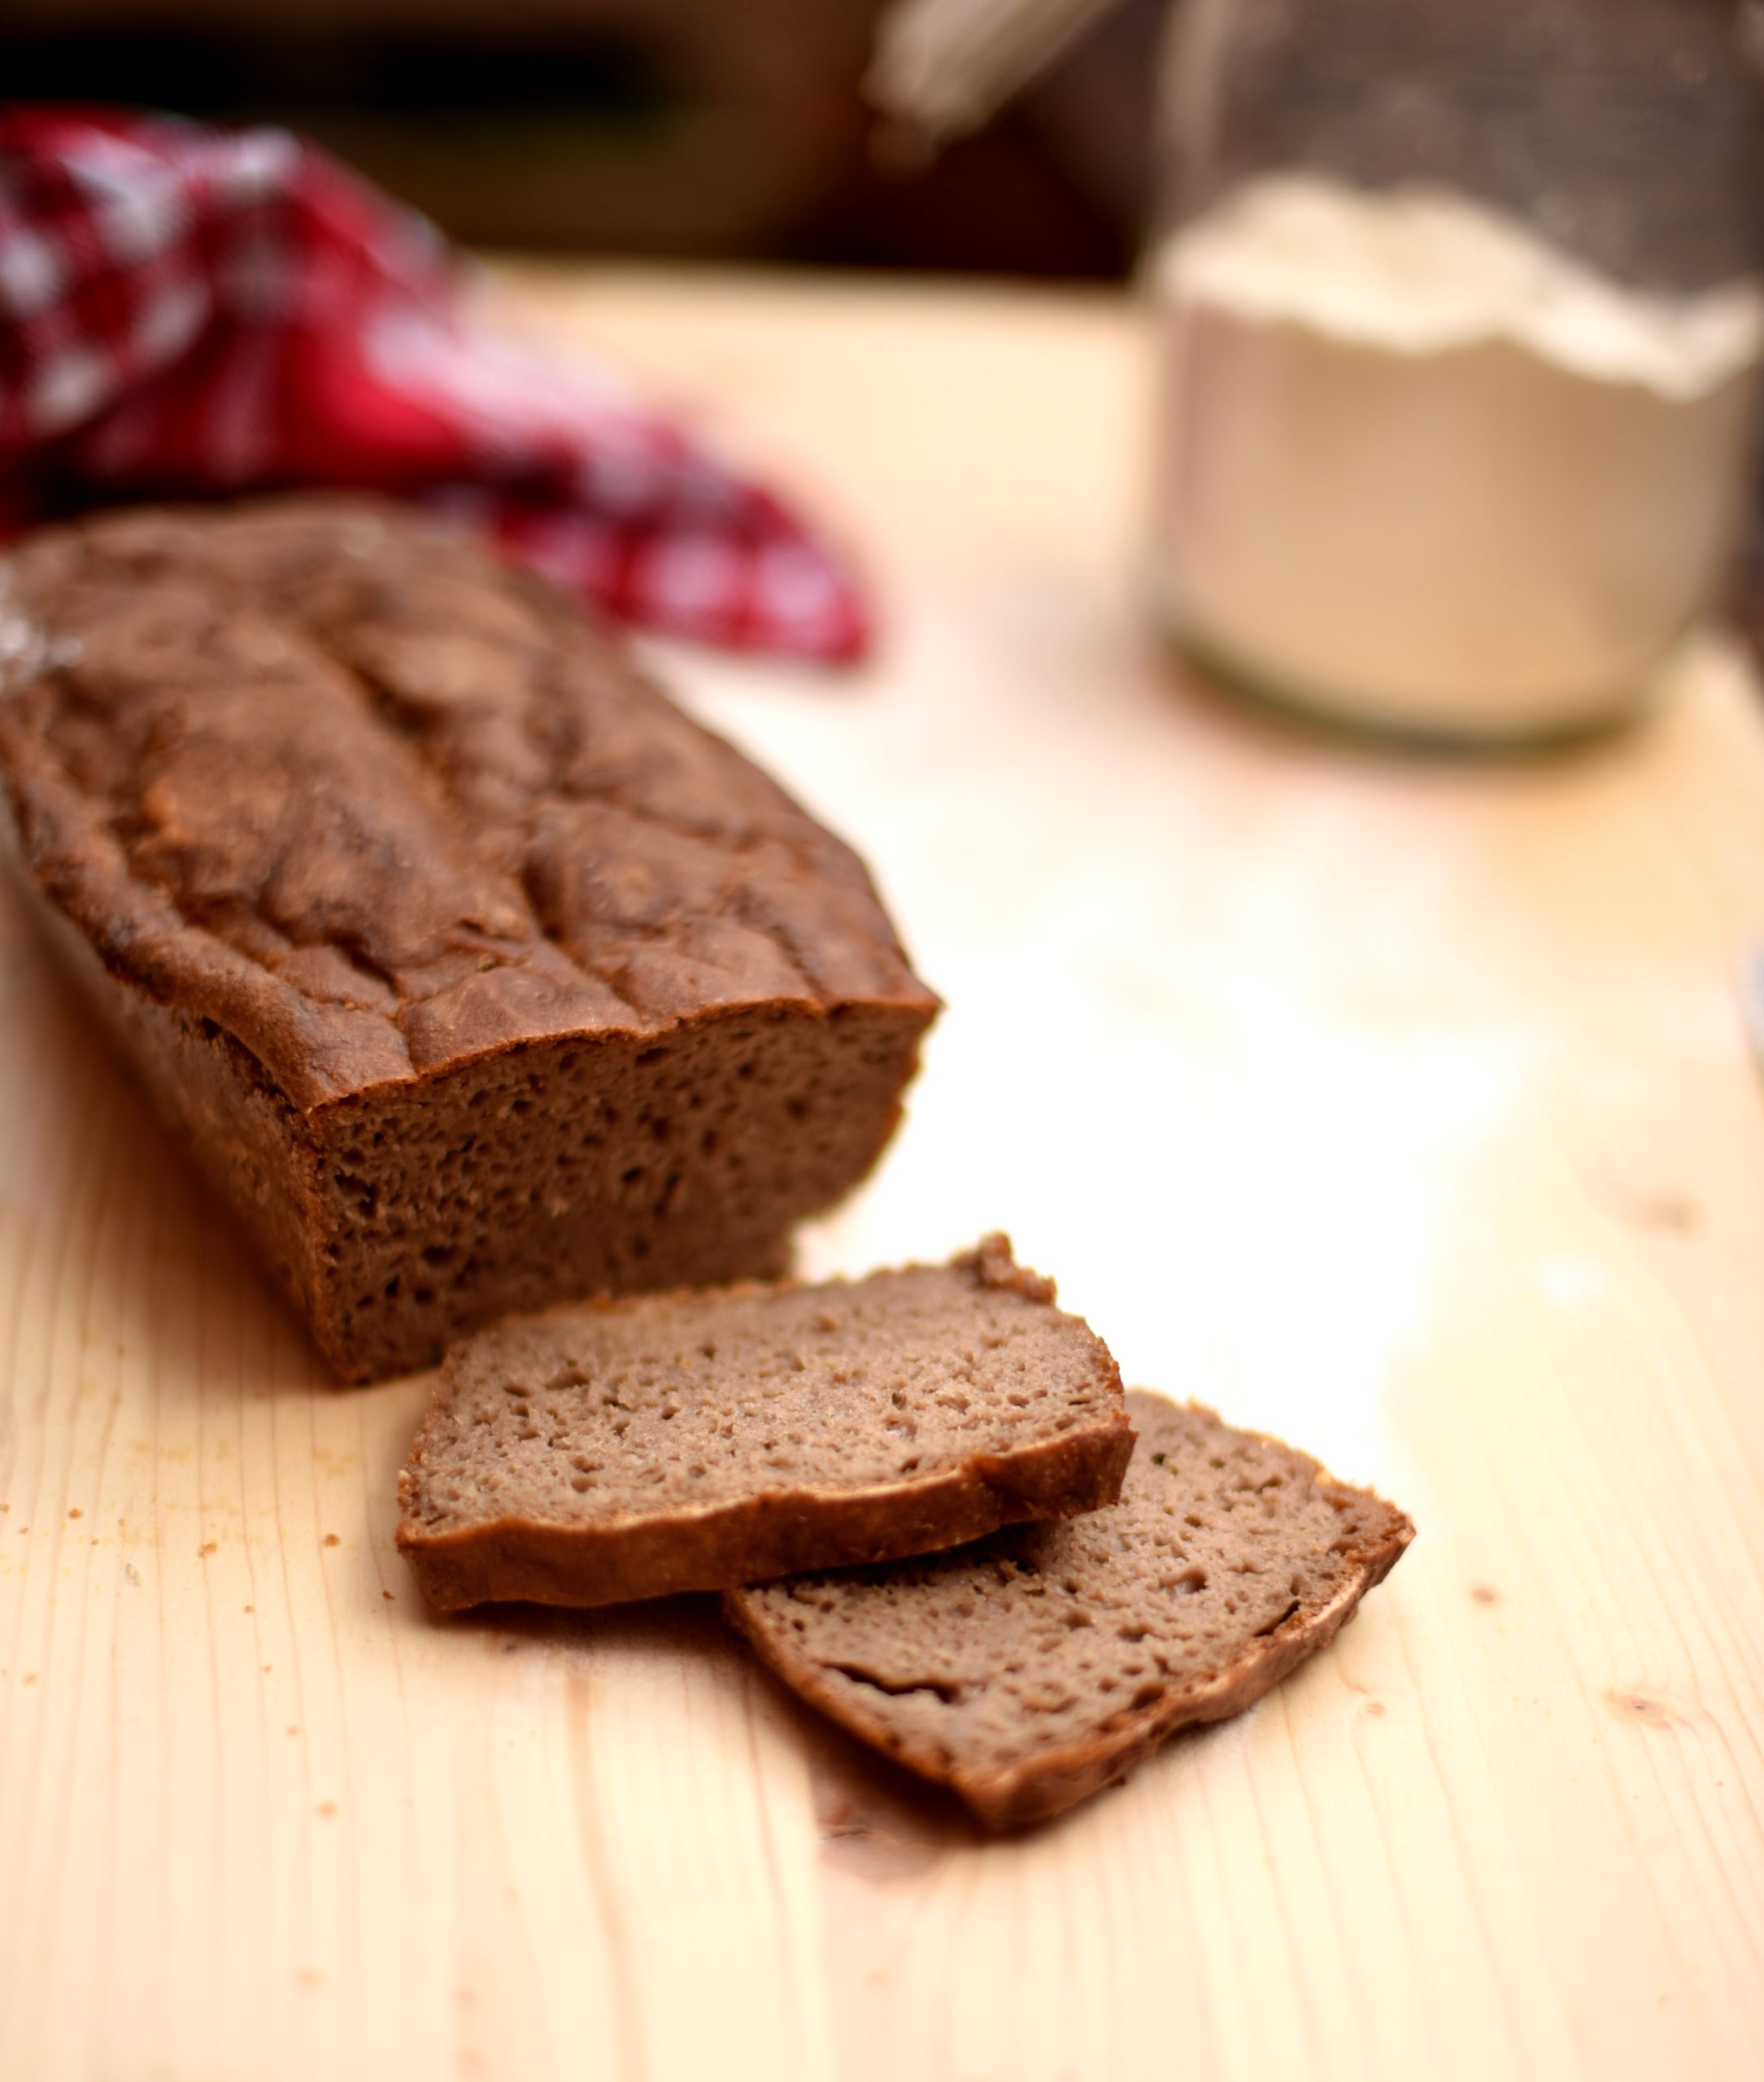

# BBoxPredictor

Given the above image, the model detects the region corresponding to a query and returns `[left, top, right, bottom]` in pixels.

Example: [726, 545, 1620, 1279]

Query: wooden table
[4, 268, 1764, 2082]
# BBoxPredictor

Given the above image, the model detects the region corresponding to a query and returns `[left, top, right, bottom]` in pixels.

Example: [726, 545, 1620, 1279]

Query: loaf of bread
[0, 499, 939, 1379]
[727, 1392, 1413, 1827]
[397, 1235, 1132, 1610]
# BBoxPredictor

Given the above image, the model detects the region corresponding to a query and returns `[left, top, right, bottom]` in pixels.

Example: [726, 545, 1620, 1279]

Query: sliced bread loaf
[725, 1391, 1413, 1828]
[397, 1235, 1132, 1611]
[0, 499, 937, 1380]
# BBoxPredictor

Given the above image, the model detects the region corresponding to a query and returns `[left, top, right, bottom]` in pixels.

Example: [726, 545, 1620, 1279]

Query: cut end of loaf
[303, 999, 933, 1381]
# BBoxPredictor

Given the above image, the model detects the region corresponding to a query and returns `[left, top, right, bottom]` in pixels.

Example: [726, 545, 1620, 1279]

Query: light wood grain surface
[4, 267, 1764, 2082]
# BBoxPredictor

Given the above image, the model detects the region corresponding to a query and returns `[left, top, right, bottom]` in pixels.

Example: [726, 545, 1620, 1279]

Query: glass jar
[1146, 0, 1764, 744]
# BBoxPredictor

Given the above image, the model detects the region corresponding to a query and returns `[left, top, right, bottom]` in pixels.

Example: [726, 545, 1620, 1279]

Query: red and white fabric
[0, 106, 869, 661]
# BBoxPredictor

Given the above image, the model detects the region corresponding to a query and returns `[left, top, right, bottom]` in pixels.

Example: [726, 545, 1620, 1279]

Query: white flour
[1149, 175, 1764, 738]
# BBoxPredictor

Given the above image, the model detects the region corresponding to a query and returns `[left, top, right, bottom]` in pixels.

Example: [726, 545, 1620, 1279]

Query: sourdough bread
[0, 498, 938, 1379]
[727, 1391, 1413, 1827]
[397, 1235, 1131, 1611]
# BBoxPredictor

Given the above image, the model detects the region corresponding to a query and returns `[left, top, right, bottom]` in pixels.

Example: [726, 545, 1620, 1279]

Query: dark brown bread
[0, 497, 938, 1379]
[396, 1235, 1132, 1612]
[726, 1391, 1413, 1829]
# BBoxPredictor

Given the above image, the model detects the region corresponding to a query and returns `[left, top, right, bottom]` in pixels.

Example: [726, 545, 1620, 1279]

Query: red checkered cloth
[0, 107, 869, 660]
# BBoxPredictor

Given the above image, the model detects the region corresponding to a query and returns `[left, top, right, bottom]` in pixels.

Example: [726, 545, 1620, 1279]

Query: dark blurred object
[1738, 455, 1764, 665]
[865, 0, 1122, 142]
[0, 0, 866, 256]
[834, 0, 1160, 273]
[0, 0, 1161, 276]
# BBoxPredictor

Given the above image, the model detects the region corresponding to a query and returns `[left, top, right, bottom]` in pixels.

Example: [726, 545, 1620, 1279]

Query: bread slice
[726, 1391, 1413, 1828]
[397, 1235, 1132, 1612]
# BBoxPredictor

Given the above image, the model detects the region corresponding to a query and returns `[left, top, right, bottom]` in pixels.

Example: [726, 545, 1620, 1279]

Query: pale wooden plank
[3, 266, 1764, 2080]
[641, 533, 1764, 2077]
[0, 879, 833, 2081]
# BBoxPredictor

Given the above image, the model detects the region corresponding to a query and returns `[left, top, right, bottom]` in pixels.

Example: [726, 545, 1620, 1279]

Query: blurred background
[0, 0, 1165, 278]
[7, 0, 1760, 641]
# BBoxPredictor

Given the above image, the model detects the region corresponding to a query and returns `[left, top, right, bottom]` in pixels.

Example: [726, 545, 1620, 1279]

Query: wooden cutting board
[2, 268, 1762, 2082]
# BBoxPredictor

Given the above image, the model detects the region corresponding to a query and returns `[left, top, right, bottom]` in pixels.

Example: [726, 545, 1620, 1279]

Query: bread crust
[399, 1421, 1134, 1612]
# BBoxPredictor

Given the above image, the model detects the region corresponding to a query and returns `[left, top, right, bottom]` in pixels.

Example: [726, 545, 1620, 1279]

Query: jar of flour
[1148, 0, 1764, 743]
